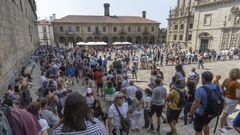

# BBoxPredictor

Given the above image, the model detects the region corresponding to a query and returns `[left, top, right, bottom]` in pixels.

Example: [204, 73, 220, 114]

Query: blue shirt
[195, 83, 220, 116]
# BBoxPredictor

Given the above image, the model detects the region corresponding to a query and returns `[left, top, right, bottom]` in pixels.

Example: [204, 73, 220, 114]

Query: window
[151, 26, 154, 32]
[42, 26, 46, 33]
[138, 27, 141, 32]
[128, 26, 131, 32]
[174, 25, 178, 30]
[180, 24, 184, 29]
[174, 35, 177, 40]
[68, 26, 72, 32]
[113, 27, 117, 32]
[204, 14, 212, 26]
[189, 23, 193, 29]
[188, 34, 192, 41]
[76, 26, 80, 32]
[60, 26, 63, 32]
[180, 35, 183, 40]
[95, 26, 99, 32]
[103, 26, 106, 32]
[88, 27, 91, 32]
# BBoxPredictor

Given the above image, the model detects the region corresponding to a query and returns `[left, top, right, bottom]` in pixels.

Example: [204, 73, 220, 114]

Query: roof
[52, 15, 160, 24]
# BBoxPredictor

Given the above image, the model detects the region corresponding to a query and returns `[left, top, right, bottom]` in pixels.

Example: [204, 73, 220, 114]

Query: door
[200, 39, 209, 52]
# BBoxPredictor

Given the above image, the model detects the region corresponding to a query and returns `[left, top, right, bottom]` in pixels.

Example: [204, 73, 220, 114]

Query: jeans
[144, 110, 149, 128]
[184, 102, 192, 125]
[132, 111, 142, 129]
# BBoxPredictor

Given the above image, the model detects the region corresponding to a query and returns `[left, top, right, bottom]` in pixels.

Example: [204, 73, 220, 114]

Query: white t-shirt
[39, 119, 49, 131]
[127, 86, 138, 99]
[143, 96, 152, 110]
[108, 103, 128, 128]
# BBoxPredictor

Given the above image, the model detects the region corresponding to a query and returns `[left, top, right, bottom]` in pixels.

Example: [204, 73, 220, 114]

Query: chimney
[142, 11, 146, 18]
[104, 3, 110, 16]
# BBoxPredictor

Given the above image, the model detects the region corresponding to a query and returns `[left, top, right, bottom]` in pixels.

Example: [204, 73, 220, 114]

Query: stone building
[37, 19, 55, 46]
[52, 3, 160, 46]
[168, 0, 240, 52]
[192, 0, 240, 52]
[167, 0, 195, 48]
[0, 0, 38, 91]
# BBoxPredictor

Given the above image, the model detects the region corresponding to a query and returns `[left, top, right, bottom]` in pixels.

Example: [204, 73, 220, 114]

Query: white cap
[87, 88, 92, 94]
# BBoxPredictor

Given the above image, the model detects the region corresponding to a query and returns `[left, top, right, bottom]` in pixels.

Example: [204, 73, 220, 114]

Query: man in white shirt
[126, 81, 138, 99]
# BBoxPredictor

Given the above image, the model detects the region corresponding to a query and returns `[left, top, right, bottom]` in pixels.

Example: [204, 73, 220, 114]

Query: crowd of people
[0, 44, 240, 135]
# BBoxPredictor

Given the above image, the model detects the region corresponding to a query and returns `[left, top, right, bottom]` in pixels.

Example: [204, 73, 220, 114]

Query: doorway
[200, 39, 209, 52]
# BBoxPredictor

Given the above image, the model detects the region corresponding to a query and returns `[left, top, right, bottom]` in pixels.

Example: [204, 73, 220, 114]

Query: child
[143, 88, 152, 128]
[86, 88, 95, 108]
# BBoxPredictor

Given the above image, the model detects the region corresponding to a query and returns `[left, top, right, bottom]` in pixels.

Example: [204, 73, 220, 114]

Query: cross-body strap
[114, 104, 124, 120]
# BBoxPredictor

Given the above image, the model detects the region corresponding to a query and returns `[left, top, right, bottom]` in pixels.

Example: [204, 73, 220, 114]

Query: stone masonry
[0, 0, 38, 93]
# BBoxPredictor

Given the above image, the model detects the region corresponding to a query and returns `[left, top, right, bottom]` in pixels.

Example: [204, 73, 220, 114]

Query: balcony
[66, 31, 74, 35]
[94, 31, 101, 35]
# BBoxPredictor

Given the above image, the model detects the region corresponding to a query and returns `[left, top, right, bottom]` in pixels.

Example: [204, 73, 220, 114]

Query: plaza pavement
[29, 60, 240, 135]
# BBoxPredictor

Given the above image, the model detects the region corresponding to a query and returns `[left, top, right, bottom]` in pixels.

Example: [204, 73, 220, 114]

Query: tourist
[166, 77, 184, 135]
[213, 75, 221, 86]
[143, 88, 152, 128]
[108, 91, 130, 135]
[220, 68, 240, 132]
[104, 81, 116, 107]
[174, 64, 186, 88]
[126, 81, 138, 100]
[95, 68, 104, 96]
[187, 67, 199, 85]
[46, 86, 59, 114]
[131, 90, 143, 132]
[189, 71, 224, 135]
[184, 81, 196, 125]
[131, 61, 138, 81]
[86, 88, 95, 108]
[148, 78, 167, 132]
[56, 92, 106, 134]
[198, 53, 204, 69]
[27, 101, 49, 135]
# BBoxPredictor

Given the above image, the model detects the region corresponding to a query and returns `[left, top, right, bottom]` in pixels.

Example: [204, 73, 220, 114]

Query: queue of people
[0, 45, 239, 135]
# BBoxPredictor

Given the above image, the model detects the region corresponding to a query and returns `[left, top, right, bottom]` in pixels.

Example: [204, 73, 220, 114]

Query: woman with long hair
[56, 92, 106, 135]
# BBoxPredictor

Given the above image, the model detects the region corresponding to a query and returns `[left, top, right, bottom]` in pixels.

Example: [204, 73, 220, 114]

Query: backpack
[175, 88, 187, 108]
[202, 86, 224, 117]
[0, 104, 15, 135]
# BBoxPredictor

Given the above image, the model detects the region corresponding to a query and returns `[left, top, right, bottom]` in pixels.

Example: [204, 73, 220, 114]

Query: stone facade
[192, 0, 240, 52]
[167, 0, 195, 48]
[38, 20, 55, 46]
[159, 28, 167, 44]
[168, 0, 240, 51]
[52, 4, 160, 46]
[0, 0, 38, 91]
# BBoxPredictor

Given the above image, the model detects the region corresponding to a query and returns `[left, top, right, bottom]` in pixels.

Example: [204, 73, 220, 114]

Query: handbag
[114, 104, 131, 132]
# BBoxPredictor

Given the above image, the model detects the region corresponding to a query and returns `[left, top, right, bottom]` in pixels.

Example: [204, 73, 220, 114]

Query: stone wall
[0, 0, 38, 92]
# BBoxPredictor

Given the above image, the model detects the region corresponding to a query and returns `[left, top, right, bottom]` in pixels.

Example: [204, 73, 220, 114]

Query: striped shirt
[55, 119, 107, 135]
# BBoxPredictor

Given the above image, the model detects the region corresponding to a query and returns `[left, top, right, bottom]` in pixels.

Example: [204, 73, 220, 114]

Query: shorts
[97, 83, 103, 88]
[148, 104, 163, 117]
[194, 113, 215, 132]
[223, 97, 238, 115]
[166, 108, 182, 123]
[233, 112, 240, 127]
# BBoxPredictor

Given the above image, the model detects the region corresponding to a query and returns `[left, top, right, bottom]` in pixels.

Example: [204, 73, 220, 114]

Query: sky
[36, 0, 177, 28]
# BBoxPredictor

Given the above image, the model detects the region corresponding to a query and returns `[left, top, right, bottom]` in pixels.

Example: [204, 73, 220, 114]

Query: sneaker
[219, 128, 228, 133]
[167, 131, 173, 135]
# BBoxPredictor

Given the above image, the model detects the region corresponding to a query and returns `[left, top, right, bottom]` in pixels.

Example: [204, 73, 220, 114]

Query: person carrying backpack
[189, 71, 224, 135]
[166, 76, 186, 135]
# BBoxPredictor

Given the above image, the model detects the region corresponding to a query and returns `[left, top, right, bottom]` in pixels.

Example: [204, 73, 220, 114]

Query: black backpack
[202, 86, 224, 117]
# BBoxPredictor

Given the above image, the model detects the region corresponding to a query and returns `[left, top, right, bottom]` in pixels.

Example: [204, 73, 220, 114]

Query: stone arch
[102, 36, 108, 43]
[143, 36, 148, 44]
[112, 36, 118, 42]
[149, 36, 155, 44]
[59, 37, 66, 44]
[86, 36, 93, 42]
[94, 36, 101, 42]
[199, 32, 212, 39]
[119, 36, 125, 42]
[68, 37, 74, 43]
[136, 36, 142, 44]
[127, 36, 132, 42]
[76, 37, 82, 43]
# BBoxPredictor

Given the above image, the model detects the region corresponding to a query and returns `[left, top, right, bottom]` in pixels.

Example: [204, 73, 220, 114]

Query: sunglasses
[117, 96, 124, 99]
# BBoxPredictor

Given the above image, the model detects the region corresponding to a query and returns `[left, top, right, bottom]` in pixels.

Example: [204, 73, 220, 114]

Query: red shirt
[95, 71, 103, 84]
